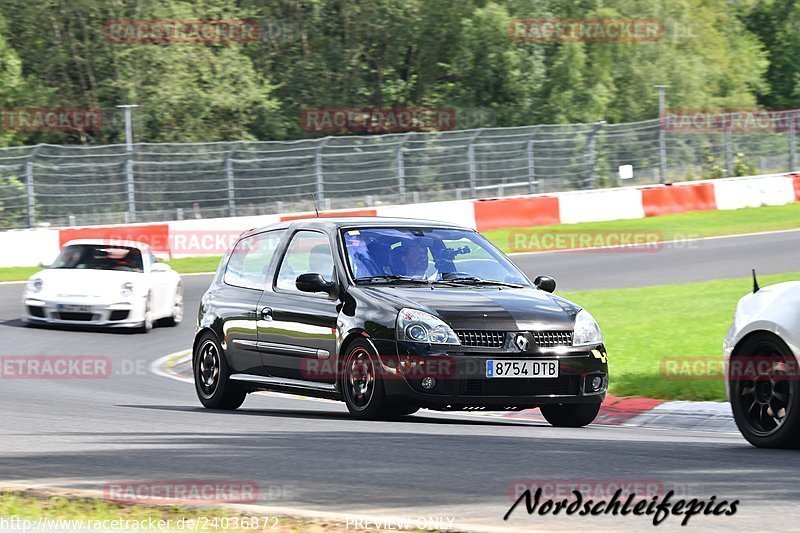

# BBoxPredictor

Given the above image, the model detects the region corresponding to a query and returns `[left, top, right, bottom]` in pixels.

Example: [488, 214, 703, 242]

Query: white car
[22, 240, 183, 333]
[724, 272, 800, 448]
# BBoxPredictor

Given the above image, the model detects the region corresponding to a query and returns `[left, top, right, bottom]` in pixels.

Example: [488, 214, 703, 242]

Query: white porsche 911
[22, 240, 183, 333]
[724, 272, 800, 449]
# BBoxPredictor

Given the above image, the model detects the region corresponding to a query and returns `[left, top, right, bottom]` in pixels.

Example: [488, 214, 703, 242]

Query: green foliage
[0, 175, 25, 228]
[0, 0, 791, 143]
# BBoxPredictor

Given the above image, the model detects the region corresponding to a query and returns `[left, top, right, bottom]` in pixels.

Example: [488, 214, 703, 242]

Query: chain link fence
[0, 116, 797, 229]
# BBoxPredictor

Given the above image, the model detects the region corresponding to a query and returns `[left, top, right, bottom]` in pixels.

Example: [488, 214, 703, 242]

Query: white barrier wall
[377, 200, 477, 229]
[557, 187, 645, 224]
[0, 228, 60, 268]
[712, 175, 796, 210]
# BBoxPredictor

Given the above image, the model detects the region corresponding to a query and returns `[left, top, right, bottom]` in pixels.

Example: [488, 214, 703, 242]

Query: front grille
[456, 330, 505, 348]
[459, 375, 580, 396]
[531, 330, 573, 347]
[27, 306, 45, 318]
[56, 312, 94, 322]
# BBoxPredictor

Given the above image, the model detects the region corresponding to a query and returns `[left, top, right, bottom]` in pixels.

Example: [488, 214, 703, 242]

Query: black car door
[215, 229, 285, 375]
[257, 229, 339, 384]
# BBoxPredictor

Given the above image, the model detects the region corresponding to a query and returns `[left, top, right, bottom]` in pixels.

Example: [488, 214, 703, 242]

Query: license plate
[486, 359, 558, 378]
[56, 304, 92, 313]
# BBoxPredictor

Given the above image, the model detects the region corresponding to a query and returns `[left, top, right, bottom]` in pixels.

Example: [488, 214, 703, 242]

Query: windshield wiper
[439, 276, 524, 288]
[355, 275, 431, 285]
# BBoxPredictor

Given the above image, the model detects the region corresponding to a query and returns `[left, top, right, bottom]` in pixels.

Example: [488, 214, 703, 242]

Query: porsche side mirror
[296, 273, 336, 297]
[152, 262, 171, 273]
[534, 275, 556, 293]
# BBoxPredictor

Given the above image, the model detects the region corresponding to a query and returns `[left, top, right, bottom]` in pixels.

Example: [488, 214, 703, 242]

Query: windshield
[342, 227, 530, 286]
[51, 244, 144, 273]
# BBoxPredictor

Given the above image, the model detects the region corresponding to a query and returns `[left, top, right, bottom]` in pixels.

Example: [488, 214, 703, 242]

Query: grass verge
[0, 490, 440, 532]
[484, 201, 800, 253]
[561, 271, 800, 401]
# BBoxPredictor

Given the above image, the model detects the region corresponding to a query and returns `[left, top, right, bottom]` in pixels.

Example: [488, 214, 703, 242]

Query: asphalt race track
[1, 230, 799, 531]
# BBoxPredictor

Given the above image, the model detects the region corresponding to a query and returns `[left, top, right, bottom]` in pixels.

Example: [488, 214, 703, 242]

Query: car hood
[29, 268, 143, 298]
[359, 286, 580, 330]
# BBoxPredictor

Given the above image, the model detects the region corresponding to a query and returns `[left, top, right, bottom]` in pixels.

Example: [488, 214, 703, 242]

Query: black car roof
[240, 216, 470, 239]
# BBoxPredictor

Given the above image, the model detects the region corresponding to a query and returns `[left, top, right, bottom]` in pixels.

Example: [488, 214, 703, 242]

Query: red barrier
[641, 183, 716, 217]
[792, 174, 800, 201]
[280, 208, 377, 222]
[59, 224, 171, 256]
[474, 196, 560, 231]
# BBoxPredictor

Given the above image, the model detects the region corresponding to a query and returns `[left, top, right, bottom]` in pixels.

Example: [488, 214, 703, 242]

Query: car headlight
[120, 282, 135, 297]
[573, 309, 603, 346]
[27, 278, 43, 293]
[397, 308, 460, 345]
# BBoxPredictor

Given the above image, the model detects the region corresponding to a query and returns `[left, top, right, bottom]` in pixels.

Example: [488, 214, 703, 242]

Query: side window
[276, 231, 334, 292]
[224, 230, 285, 290]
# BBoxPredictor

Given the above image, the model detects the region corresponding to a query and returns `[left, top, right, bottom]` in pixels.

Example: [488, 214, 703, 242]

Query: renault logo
[515, 334, 530, 351]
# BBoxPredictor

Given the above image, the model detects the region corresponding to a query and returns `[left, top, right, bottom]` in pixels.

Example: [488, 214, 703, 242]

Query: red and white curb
[151, 351, 736, 431]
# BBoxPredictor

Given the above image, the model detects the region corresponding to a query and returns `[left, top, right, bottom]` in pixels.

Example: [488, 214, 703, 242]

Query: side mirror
[152, 262, 171, 273]
[37, 262, 50, 269]
[296, 273, 336, 296]
[534, 275, 556, 293]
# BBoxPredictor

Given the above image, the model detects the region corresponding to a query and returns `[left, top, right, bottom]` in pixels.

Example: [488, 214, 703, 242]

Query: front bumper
[22, 297, 144, 328]
[373, 339, 609, 410]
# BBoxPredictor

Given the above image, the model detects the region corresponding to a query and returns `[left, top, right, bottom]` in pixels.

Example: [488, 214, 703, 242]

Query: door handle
[260, 307, 273, 321]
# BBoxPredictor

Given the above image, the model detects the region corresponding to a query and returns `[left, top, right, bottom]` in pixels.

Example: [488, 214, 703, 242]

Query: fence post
[789, 113, 797, 172]
[314, 137, 332, 203]
[585, 121, 605, 188]
[126, 159, 136, 222]
[724, 119, 734, 177]
[467, 129, 484, 198]
[526, 129, 538, 194]
[25, 160, 35, 228]
[225, 143, 239, 217]
[396, 148, 406, 203]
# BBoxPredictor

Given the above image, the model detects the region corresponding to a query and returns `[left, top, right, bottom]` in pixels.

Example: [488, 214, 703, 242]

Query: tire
[193, 333, 246, 410]
[340, 339, 392, 420]
[540, 402, 601, 428]
[729, 333, 800, 449]
[159, 283, 183, 327]
[137, 293, 153, 333]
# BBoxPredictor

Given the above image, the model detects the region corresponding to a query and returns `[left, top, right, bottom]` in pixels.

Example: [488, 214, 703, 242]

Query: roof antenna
[311, 193, 320, 218]
[752, 268, 760, 293]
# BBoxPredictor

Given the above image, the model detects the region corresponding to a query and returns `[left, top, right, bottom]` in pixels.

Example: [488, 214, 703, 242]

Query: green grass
[484, 202, 800, 253]
[561, 271, 800, 401]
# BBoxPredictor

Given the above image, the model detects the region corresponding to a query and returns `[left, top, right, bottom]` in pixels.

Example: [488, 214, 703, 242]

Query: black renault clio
[193, 217, 608, 426]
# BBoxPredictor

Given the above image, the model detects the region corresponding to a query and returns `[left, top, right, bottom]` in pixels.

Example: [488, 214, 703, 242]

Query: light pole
[654, 85, 668, 183]
[116, 104, 139, 221]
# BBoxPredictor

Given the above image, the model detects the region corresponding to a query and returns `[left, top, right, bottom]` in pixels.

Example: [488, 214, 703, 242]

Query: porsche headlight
[120, 282, 135, 297]
[397, 308, 460, 345]
[573, 309, 602, 346]
[27, 278, 43, 293]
